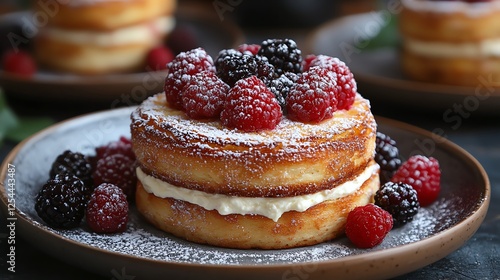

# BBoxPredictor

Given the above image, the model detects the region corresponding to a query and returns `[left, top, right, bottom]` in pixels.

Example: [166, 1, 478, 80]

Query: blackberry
[268, 72, 299, 112]
[375, 182, 420, 227]
[258, 39, 303, 75]
[50, 150, 93, 189]
[215, 49, 275, 86]
[375, 132, 402, 184]
[35, 173, 87, 229]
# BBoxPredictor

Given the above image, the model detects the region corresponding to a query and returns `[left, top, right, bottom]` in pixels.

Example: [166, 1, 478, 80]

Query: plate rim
[0, 108, 491, 278]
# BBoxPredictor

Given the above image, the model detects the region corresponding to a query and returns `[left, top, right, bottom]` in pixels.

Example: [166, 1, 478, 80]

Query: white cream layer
[137, 162, 379, 222]
[42, 16, 175, 46]
[405, 38, 500, 58]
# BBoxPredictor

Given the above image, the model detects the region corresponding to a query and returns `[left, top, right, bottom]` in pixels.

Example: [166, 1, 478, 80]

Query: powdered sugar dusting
[131, 93, 373, 158]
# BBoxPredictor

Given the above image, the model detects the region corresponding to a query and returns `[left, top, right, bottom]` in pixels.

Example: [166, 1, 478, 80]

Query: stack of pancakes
[34, 0, 176, 74]
[130, 93, 379, 249]
[400, 0, 500, 87]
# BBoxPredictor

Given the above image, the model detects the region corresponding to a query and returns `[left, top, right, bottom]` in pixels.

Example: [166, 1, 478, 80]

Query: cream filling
[406, 38, 500, 58]
[137, 162, 379, 222]
[41, 16, 175, 46]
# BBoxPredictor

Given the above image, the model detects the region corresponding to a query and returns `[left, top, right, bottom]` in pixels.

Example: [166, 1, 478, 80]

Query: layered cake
[131, 40, 380, 249]
[34, 0, 176, 74]
[400, 0, 500, 86]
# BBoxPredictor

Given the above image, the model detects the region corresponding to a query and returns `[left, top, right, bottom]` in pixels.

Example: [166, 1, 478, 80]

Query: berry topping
[164, 48, 215, 109]
[307, 55, 356, 110]
[258, 39, 303, 75]
[146, 46, 174, 71]
[375, 132, 402, 184]
[237, 44, 260, 55]
[286, 67, 338, 123]
[391, 155, 441, 207]
[182, 71, 229, 119]
[50, 150, 94, 191]
[2, 50, 36, 77]
[220, 76, 282, 132]
[375, 182, 420, 227]
[268, 72, 299, 112]
[215, 49, 275, 87]
[345, 204, 393, 248]
[94, 136, 135, 164]
[35, 174, 87, 229]
[93, 154, 137, 199]
[86, 183, 129, 233]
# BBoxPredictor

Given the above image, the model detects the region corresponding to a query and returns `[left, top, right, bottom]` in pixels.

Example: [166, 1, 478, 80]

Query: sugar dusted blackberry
[375, 132, 402, 184]
[50, 150, 93, 188]
[215, 49, 275, 86]
[35, 173, 86, 229]
[268, 72, 299, 111]
[375, 182, 420, 227]
[258, 39, 303, 75]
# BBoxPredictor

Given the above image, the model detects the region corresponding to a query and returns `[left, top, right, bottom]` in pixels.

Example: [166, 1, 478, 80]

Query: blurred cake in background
[399, 0, 500, 87]
[34, 0, 176, 75]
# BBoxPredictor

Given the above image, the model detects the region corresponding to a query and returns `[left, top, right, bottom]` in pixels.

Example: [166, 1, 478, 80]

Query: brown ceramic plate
[306, 12, 500, 114]
[0, 11, 243, 102]
[0, 107, 490, 280]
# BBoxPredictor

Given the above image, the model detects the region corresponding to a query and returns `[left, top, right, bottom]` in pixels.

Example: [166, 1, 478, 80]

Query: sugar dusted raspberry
[86, 183, 129, 233]
[94, 136, 135, 164]
[146, 46, 174, 71]
[164, 48, 215, 109]
[286, 66, 338, 123]
[391, 155, 441, 207]
[2, 50, 36, 77]
[93, 154, 137, 199]
[237, 44, 260, 55]
[182, 71, 229, 119]
[220, 76, 282, 131]
[345, 204, 393, 248]
[308, 55, 356, 110]
[302, 54, 317, 71]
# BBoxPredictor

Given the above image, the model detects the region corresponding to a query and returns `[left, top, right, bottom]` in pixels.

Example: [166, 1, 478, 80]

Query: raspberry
[375, 182, 420, 227]
[215, 49, 275, 86]
[302, 54, 317, 71]
[146, 46, 174, 71]
[182, 71, 229, 119]
[345, 204, 393, 248]
[375, 132, 402, 184]
[307, 55, 356, 110]
[93, 154, 137, 199]
[164, 48, 215, 109]
[94, 136, 136, 164]
[220, 76, 282, 131]
[258, 39, 303, 75]
[391, 155, 441, 207]
[35, 174, 86, 229]
[50, 150, 94, 192]
[86, 183, 129, 233]
[237, 43, 260, 55]
[268, 72, 299, 112]
[2, 50, 36, 77]
[286, 67, 338, 123]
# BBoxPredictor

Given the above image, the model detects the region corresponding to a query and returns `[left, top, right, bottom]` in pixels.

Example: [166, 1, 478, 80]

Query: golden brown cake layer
[135, 170, 380, 249]
[131, 93, 377, 197]
[401, 49, 500, 86]
[35, 0, 176, 30]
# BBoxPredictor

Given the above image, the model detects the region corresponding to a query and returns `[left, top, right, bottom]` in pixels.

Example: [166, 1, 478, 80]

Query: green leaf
[0, 106, 19, 144]
[356, 15, 400, 51]
[5, 117, 53, 143]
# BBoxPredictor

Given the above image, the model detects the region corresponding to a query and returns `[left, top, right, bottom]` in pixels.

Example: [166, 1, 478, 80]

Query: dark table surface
[0, 14, 499, 280]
